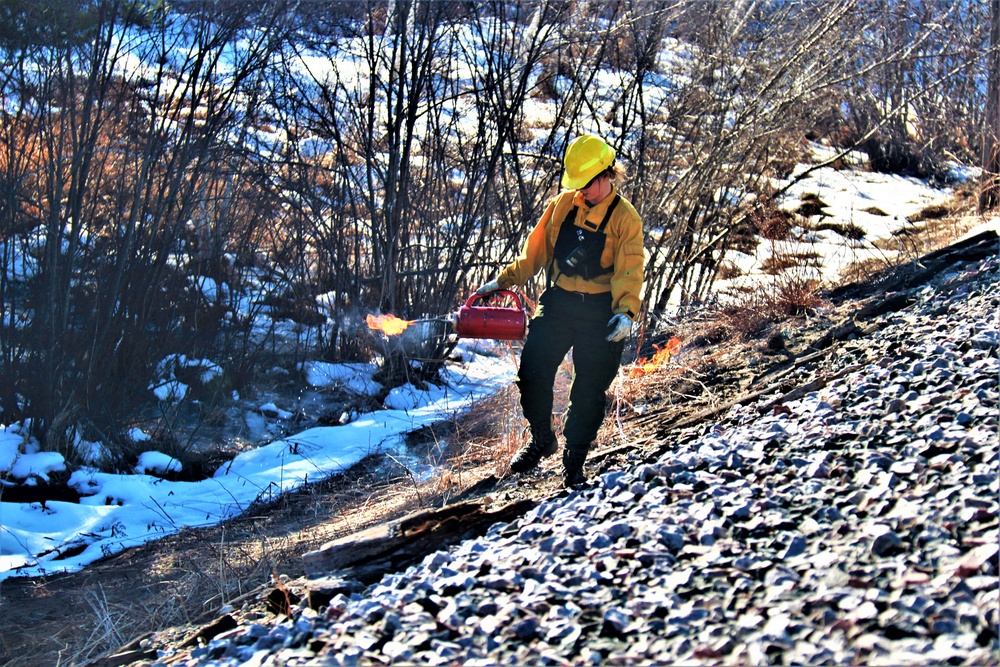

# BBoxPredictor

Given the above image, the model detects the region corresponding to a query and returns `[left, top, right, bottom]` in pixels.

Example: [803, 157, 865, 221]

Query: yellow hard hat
[561, 134, 616, 189]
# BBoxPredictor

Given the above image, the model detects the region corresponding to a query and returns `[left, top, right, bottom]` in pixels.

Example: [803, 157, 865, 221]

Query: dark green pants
[516, 287, 625, 447]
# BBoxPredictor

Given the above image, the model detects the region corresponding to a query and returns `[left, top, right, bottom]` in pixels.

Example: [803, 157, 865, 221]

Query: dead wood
[830, 229, 998, 301]
[301, 498, 536, 585]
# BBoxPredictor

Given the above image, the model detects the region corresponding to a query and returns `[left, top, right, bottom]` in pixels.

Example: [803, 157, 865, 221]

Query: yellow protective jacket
[496, 186, 645, 319]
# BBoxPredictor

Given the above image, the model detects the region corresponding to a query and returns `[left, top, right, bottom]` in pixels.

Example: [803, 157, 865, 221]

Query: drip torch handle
[464, 289, 523, 309]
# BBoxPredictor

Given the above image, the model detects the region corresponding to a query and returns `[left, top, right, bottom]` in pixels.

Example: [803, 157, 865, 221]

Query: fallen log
[302, 497, 536, 584]
[829, 229, 998, 301]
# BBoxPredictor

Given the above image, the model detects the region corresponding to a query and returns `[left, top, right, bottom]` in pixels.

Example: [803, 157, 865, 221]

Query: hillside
[138, 226, 1000, 667]
[2, 209, 995, 666]
[1, 2, 998, 664]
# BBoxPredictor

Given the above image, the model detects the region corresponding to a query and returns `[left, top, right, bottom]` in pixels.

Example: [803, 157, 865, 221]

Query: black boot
[562, 443, 589, 487]
[509, 426, 557, 474]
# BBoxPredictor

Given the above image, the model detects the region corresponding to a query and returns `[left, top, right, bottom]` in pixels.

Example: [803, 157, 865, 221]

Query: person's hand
[475, 279, 501, 296]
[606, 313, 632, 342]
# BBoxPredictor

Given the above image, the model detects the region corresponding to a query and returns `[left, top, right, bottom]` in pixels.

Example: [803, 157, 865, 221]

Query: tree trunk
[982, 0, 1000, 212]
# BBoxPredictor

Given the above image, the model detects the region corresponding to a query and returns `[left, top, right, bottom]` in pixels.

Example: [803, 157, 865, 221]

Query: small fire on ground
[366, 313, 412, 336]
[631, 335, 682, 376]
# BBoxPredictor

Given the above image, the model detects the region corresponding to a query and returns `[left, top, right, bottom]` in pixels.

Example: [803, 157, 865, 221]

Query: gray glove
[475, 279, 501, 295]
[606, 313, 632, 342]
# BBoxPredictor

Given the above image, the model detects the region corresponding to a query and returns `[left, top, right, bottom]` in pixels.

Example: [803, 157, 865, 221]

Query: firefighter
[476, 134, 645, 487]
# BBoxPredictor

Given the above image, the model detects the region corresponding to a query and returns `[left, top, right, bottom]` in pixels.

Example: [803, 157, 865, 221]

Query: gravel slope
[146, 243, 998, 667]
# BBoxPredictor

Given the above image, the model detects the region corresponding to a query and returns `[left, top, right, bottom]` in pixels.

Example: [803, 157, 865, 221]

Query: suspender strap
[594, 194, 621, 233]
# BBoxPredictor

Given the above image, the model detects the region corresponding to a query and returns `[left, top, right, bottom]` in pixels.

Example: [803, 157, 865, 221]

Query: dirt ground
[0, 449, 498, 665]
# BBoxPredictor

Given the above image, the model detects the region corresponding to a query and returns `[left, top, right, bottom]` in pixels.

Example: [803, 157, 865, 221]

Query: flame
[366, 313, 413, 336]
[632, 335, 682, 376]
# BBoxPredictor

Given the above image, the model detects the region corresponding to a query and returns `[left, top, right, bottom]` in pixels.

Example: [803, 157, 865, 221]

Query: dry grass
[440, 385, 526, 474]
[811, 220, 867, 240]
[761, 253, 801, 274]
[1, 452, 479, 667]
[716, 260, 743, 280]
[1, 521, 295, 666]
[839, 256, 891, 285]
[761, 251, 823, 275]
[711, 271, 825, 341]
[846, 184, 985, 282]
[435, 355, 574, 479]
[880, 210, 984, 258]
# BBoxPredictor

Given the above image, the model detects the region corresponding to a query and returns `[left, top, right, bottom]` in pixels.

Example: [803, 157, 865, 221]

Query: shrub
[717, 274, 825, 341]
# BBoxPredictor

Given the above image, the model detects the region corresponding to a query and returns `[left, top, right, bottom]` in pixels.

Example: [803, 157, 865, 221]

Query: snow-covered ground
[715, 146, 980, 298]
[0, 339, 515, 581]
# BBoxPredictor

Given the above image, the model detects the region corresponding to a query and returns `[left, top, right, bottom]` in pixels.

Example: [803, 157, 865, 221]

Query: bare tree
[275, 0, 586, 325]
[983, 0, 1000, 211]
[623, 1, 864, 314]
[835, 0, 992, 180]
[0, 1, 292, 454]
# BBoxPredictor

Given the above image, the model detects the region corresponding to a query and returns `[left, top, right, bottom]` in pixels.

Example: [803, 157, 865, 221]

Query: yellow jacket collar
[572, 184, 618, 214]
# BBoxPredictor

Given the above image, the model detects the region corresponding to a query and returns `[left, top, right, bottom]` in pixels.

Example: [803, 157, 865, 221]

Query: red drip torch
[452, 290, 526, 341]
